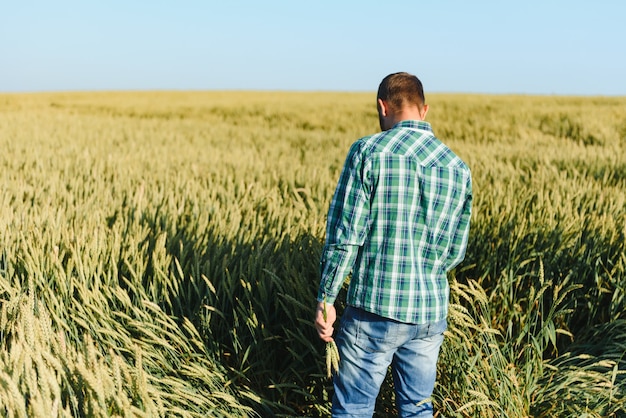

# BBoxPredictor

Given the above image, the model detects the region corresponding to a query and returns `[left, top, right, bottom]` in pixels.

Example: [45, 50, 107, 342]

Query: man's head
[377, 72, 429, 131]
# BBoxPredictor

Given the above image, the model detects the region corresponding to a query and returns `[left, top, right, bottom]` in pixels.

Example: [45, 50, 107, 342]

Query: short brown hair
[377, 72, 425, 113]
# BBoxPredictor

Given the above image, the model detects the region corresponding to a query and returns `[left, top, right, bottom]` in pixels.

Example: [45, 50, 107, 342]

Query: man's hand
[315, 301, 336, 342]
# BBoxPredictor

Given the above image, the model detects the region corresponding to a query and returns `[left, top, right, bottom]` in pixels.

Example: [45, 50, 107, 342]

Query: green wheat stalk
[323, 295, 339, 379]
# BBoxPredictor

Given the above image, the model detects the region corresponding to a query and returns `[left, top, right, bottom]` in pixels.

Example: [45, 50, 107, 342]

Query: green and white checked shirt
[318, 120, 472, 324]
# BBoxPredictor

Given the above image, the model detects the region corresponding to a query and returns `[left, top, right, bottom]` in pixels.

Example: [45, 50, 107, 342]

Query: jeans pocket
[354, 309, 399, 353]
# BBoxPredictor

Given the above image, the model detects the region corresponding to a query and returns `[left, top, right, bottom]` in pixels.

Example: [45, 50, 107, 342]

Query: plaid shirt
[318, 120, 472, 324]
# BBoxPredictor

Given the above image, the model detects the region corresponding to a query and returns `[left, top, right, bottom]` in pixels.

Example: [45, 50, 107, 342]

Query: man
[314, 72, 472, 417]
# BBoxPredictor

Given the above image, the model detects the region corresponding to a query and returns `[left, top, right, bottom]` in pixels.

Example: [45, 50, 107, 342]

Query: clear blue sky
[2, 1, 625, 95]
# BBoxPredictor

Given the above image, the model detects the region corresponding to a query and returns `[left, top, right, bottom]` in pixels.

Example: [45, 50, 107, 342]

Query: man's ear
[420, 104, 429, 120]
[377, 98, 388, 117]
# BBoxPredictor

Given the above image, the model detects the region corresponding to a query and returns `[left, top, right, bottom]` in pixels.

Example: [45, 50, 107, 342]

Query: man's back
[323, 120, 472, 323]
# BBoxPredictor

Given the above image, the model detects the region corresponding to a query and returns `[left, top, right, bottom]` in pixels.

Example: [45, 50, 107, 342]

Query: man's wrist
[316, 292, 336, 305]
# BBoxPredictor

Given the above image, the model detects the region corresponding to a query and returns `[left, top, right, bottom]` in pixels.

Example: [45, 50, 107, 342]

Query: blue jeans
[332, 306, 446, 418]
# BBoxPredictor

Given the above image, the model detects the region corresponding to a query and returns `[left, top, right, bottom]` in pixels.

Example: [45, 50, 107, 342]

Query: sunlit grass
[0, 91, 624, 416]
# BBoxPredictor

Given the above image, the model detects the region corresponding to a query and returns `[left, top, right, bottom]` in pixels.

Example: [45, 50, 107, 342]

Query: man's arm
[317, 141, 370, 303]
[445, 175, 473, 271]
[315, 142, 370, 339]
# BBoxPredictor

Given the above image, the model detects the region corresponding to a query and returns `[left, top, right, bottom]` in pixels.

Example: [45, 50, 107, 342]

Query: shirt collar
[393, 120, 433, 132]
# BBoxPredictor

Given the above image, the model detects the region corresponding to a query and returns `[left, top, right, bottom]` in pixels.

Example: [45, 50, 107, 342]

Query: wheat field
[0, 91, 624, 417]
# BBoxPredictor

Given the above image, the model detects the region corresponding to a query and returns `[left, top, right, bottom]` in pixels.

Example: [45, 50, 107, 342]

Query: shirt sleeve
[317, 141, 371, 304]
[444, 173, 473, 271]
